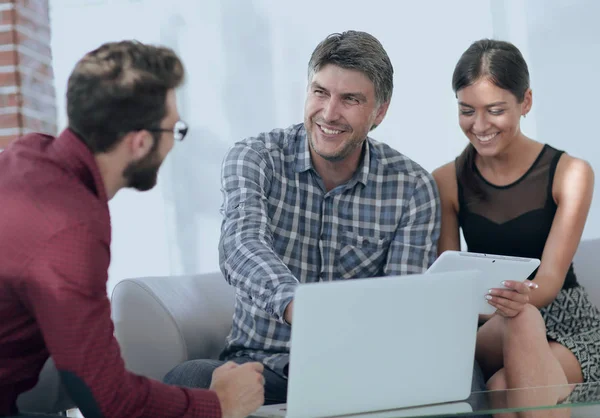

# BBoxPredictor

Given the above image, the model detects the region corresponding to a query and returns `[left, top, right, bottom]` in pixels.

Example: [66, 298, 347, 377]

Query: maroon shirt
[0, 130, 222, 417]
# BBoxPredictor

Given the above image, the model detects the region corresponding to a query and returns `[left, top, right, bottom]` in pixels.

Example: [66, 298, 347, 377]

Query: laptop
[251, 270, 481, 418]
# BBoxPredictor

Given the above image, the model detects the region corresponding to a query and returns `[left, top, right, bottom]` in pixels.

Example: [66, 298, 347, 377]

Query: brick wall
[0, 0, 56, 149]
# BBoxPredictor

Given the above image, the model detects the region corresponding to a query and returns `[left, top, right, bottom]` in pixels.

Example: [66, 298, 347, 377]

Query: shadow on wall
[220, 0, 277, 142]
[160, 0, 277, 274]
[165, 126, 229, 275]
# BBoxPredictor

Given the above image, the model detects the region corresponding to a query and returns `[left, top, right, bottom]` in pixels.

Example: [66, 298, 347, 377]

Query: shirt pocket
[337, 231, 390, 279]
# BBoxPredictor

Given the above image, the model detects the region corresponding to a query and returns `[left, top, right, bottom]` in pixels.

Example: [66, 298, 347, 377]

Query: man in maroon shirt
[0, 41, 264, 418]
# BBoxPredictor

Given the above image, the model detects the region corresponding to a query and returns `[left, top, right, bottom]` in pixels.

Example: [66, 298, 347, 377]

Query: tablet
[426, 251, 541, 315]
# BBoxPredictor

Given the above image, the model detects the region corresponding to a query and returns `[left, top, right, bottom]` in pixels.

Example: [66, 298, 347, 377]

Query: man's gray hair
[307, 30, 394, 105]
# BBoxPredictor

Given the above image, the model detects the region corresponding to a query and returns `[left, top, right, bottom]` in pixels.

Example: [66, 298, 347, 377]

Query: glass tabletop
[250, 382, 600, 417]
[330, 382, 600, 417]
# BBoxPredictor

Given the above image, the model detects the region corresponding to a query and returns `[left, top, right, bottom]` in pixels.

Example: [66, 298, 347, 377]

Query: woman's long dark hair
[452, 39, 530, 199]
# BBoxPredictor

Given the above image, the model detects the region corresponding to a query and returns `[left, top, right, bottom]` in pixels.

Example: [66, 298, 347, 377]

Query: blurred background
[2, 0, 599, 291]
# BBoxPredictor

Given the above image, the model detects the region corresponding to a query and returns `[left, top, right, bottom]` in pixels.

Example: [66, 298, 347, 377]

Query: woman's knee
[486, 368, 507, 391]
[505, 303, 546, 337]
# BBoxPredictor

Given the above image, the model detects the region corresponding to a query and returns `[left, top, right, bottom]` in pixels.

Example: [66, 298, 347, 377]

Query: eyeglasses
[146, 120, 189, 141]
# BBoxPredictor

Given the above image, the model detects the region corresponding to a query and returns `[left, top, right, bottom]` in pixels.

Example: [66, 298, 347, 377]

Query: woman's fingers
[486, 294, 524, 317]
[501, 280, 538, 295]
[488, 288, 529, 305]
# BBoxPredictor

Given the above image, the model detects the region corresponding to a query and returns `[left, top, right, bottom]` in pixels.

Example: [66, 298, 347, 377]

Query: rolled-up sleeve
[219, 142, 299, 322]
[384, 172, 441, 275]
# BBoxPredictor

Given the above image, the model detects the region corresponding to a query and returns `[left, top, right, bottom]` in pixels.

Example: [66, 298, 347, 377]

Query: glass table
[335, 382, 600, 417]
[253, 382, 600, 417]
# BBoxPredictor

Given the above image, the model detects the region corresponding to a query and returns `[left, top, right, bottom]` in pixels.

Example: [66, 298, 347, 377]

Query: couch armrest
[573, 238, 600, 307]
[111, 272, 236, 381]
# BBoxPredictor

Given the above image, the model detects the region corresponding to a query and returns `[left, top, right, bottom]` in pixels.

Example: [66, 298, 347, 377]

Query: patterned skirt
[540, 285, 600, 382]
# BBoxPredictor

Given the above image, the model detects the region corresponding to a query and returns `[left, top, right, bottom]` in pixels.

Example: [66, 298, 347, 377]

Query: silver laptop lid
[286, 270, 480, 418]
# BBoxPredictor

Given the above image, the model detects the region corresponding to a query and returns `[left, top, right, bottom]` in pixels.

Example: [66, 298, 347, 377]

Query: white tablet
[426, 251, 541, 315]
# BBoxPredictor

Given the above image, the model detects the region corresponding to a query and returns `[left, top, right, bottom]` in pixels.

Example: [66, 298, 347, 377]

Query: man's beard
[306, 124, 363, 162]
[308, 132, 356, 162]
[123, 149, 162, 191]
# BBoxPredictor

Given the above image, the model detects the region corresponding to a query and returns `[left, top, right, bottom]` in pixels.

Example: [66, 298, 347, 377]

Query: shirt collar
[293, 124, 312, 173]
[294, 124, 371, 187]
[52, 128, 109, 204]
[355, 140, 371, 187]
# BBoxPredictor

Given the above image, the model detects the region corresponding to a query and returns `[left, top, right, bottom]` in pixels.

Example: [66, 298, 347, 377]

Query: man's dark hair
[308, 30, 394, 105]
[66, 40, 185, 153]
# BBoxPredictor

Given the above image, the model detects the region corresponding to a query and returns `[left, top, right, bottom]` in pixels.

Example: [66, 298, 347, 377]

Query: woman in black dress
[434, 39, 600, 416]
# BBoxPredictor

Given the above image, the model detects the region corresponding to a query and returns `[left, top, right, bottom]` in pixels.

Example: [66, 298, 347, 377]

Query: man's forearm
[283, 300, 294, 324]
[220, 224, 298, 322]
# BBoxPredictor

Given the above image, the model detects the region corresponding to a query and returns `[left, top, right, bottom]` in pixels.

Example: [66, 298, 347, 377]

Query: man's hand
[485, 280, 539, 318]
[210, 362, 265, 418]
[284, 300, 294, 324]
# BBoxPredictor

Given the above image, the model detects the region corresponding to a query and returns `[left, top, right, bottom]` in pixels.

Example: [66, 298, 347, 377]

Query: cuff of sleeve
[191, 389, 222, 418]
[147, 379, 222, 418]
[266, 283, 297, 323]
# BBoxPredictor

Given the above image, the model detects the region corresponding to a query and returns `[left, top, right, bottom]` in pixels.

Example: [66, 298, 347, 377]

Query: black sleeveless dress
[456, 144, 600, 382]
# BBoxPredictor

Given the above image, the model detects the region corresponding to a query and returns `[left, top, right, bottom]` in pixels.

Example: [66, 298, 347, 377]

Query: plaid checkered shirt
[218, 123, 440, 377]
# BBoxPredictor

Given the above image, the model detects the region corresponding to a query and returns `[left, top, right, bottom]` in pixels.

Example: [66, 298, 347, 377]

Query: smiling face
[304, 64, 389, 164]
[457, 78, 532, 157]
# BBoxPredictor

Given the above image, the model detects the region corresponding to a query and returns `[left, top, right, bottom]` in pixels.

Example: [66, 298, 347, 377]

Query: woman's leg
[548, 342, 584, 384]
[476, 315, 507, 380]
[496, 304, 571, 417]
[486, 350, 578, 418]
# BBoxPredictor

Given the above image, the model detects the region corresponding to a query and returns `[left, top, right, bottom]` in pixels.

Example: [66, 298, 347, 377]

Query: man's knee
[163, 359, 224, 389]
[472, 360, 487, 392]
[469, 361, 494, 418]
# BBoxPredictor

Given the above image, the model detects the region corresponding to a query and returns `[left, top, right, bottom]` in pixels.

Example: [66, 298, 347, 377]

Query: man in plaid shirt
[165, 30, 443, 404]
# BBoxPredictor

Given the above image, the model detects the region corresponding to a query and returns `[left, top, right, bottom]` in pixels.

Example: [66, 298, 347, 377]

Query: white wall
[49, 0, 600, 290]
[523, 0, 600, 239]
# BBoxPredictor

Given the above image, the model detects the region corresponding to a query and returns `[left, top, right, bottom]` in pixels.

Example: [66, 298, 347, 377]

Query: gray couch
[111, 272, 235, 381]
[16, 240, 600, 416]
[16, 272, 234, 415]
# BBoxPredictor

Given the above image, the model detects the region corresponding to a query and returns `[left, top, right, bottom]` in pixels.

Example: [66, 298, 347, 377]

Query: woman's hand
[485, 280, 539, 318]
